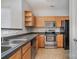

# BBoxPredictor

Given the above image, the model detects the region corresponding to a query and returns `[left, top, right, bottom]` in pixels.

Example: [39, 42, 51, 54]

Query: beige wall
[33, 9, 69, 16]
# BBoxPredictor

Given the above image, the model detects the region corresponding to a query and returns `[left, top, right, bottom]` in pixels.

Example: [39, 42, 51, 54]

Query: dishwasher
[31, 38, 37, 59]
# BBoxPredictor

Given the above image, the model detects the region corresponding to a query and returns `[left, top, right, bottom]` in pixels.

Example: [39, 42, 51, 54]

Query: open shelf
[24, 11, 35, 27]
[25, 11, 32, 16]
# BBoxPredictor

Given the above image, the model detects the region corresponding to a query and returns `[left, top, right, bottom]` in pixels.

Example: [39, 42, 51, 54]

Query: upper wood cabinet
[56, 20, 61, 27]
[44, 16, 56, 21]
[56, 16, 69, 27]
[61, 16, 69, 20]
[56, 16, 62, 27]
[9, 49, 21, 59]
[34, 16, 69, 27]
[35, 16, 56, 27]
[25, 11, 32, 16]
[24, 11, 35, 27]
[56, 34, 63, 48]
[35, 16, 45, 27]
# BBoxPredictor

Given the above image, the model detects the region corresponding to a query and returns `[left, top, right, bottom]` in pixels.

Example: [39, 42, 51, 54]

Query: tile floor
[35, 48, 69, 59]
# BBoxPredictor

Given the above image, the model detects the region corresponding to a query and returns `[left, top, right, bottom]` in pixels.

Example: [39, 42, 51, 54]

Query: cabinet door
[56, 20, 61, 27]
[22, 42, 31, 54]
[56, 16, 61, 27]
[61, 16, 69, 20]
[35, 17, 44, 27]
[38, 35, 45, 48]
[36, 37, 39, 50]
[9, 49, 21, 59]
[56, 34, 63, 48]
[23, 48, 31, 59]
[36, 19, 44, 27]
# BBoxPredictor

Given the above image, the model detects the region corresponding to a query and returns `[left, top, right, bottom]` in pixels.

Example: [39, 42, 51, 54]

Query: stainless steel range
[44, 21, 57, 48]
[45, 32, 57, 48]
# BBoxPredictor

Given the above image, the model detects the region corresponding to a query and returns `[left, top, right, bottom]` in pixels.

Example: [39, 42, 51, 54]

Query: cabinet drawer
[22, 42, 31, 54]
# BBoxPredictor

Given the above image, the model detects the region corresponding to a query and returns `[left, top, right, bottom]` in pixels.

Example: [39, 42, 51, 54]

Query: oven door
[46, 34, 55, 42]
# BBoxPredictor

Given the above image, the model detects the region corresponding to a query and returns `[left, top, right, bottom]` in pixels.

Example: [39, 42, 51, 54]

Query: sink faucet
[1, 37, 4, 43]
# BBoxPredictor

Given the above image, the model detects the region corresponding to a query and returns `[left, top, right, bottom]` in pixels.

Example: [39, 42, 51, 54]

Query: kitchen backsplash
[1, 29, 31, 37]
[32, 27, 63, 32]
[1, 27, 64, 37]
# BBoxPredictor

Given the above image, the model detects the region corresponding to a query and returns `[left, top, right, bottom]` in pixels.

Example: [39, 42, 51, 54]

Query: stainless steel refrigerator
[62, 20, 69, 50]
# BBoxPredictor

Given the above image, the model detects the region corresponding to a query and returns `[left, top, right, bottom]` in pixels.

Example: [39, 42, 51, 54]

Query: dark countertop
[1, 34, 38, 59]
[1, 32, 64, 39]
[1, 32, 64, 59]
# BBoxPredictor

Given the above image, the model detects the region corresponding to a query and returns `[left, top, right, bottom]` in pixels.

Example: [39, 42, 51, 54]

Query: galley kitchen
[1, 0, 77, 59]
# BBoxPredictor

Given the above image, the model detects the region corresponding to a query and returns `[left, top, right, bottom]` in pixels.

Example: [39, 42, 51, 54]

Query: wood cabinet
[35, 16, 69, 28]
[22, 42, 31, 54]
[8, 42, 31, 59]
[61, 16, 69, 20]
[56, 16, 69, 27]
[56, 34, 63, 48]
[36, 37, 39, 50]
[35, 16, 56, 27]
[56, 16, 61, 27]
[9, 49, 21, 59]
[37, 35, 45, 48]
[56, 19, 61, 27]
[35, 17, 45, 27]
[44, 16, 56, 21]
[22, 42, 31, 59]
[25, 11, 35, 27]
[23, 48, 31, 59]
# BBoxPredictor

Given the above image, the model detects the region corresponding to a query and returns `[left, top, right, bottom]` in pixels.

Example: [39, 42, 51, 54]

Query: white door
[69, 0, 77, 59]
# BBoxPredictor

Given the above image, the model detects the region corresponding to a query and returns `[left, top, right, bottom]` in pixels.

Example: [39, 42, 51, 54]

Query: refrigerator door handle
[74, 38, 77, 42]
[73, 38, 77, 44]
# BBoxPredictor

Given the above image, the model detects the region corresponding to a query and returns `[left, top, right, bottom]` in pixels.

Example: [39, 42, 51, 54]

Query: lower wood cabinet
[36, 37, 39, 50]
[56, 34, 63, 48]
[9, 49, 21, 59]
[9, 42, 31, 59]
[23, 48, 31, 59]
[22, 42, 31, 54]
[37, 35, 45, 48]
[22, 42, 31, 59]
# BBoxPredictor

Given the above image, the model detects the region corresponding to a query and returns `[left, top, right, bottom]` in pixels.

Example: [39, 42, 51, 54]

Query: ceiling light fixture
[47, 0, 56, 6]
[50, 5, 54, 7]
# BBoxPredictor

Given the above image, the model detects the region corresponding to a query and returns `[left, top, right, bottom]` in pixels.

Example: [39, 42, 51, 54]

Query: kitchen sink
[1, 39, 27, 53]
[1, 41, 9, 45]
[10, 39, 27, 44]
[1, 46, 11, 53]
[10, 40, 25, 44]
[1, 39, 27, 45]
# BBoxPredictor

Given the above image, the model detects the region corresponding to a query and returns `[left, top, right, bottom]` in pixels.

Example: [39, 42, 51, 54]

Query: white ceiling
[25, 0, 69, 10]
